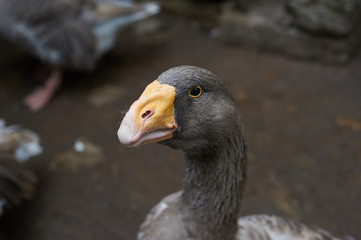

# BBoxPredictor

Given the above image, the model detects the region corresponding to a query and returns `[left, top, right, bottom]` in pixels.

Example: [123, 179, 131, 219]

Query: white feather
[93, 2, 160, 52]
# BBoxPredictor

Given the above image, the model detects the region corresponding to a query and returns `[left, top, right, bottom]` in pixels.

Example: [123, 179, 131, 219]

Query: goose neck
[181, 130, 247, 240]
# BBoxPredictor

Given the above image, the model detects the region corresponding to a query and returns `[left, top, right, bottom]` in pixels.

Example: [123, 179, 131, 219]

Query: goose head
[117, 65, 241, 154]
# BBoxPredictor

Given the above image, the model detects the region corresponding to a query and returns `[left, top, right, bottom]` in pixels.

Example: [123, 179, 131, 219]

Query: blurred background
[0, 0, 360, 239]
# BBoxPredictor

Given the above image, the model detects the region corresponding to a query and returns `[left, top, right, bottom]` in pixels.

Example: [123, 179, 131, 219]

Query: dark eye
[188, 86, 202, 98]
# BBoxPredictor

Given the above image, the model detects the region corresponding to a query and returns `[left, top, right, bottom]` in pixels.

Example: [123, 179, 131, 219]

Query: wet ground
[0, 14, 360, 240]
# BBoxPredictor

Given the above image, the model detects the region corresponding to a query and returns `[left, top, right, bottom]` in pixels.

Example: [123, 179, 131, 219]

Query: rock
[287, 0, 361, 36]
[218, 0, 361, 63]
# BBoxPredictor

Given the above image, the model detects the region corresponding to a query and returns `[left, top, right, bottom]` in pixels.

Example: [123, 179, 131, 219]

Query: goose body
[0, 0, 159, 70]
[0, 0, 159, 111]
[0, 119, 39, 216]
[117, 66, 346, 240]
[0, 158, 36, 216]
[139, 193, 342, 240]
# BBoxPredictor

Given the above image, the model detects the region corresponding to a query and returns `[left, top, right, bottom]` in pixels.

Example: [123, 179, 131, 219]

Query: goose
[0, 0, 159, 112]
[0, 119, 38, 216]
[0, 158, 36, 217]
[117, 66, 346, 240]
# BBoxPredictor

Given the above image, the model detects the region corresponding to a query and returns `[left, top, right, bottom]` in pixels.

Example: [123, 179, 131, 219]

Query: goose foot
[23, 69, 62, 112]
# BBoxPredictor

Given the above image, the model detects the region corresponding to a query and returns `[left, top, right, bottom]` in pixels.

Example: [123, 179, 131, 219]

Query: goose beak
[117, 80, 178, 147]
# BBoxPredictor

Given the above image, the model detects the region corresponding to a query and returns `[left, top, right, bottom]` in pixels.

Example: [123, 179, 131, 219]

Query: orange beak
[117, 80, 178, 147]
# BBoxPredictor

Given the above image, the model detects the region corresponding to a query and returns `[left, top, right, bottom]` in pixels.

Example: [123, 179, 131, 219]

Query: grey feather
[0, 158, 36, 216]
[0, 0, 160, 70]
[0, 119, 39, 216]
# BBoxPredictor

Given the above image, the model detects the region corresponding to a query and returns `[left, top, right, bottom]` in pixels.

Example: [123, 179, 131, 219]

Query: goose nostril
[141, 110, 153, 120]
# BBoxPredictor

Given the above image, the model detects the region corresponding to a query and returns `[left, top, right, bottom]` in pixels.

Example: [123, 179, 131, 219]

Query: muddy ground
[0, 14, 360, 240]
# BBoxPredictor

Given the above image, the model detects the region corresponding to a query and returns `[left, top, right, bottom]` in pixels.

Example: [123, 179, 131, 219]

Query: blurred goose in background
[0, 158, 36, 217]
[0, 0, 160, 112]
[0, 119, 41, 216]
[117, 66, 348, 240]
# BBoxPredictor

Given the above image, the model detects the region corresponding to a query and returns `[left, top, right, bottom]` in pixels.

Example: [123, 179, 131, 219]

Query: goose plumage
[0, 158, 36, 216]
[0, 119, 39, 216]
[117, 66, 347, 240]
[0, 0, 159, 112]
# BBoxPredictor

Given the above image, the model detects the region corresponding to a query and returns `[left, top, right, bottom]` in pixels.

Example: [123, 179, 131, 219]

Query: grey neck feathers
[181, 122, 247, 240]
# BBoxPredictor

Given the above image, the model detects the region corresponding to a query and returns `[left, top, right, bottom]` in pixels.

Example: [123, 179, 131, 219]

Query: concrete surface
[0, 15, 360, 240]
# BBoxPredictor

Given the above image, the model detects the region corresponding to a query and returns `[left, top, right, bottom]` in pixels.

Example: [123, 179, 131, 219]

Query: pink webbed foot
[23, 69, 62, 112]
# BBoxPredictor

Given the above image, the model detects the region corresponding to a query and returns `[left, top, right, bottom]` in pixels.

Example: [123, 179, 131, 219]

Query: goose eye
[188, 86, 202, 98]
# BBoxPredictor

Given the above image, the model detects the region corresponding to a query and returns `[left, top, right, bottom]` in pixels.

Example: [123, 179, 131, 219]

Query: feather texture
[0, 119, 39, 216]
[0, 0, 160, 70]
[236, 215, 343, 240]
[138, 191, 345, 240]
[0, 158, 36, 215]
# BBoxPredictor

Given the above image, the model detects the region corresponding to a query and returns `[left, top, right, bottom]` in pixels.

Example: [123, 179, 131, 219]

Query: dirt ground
[0, 15, 360, 240]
